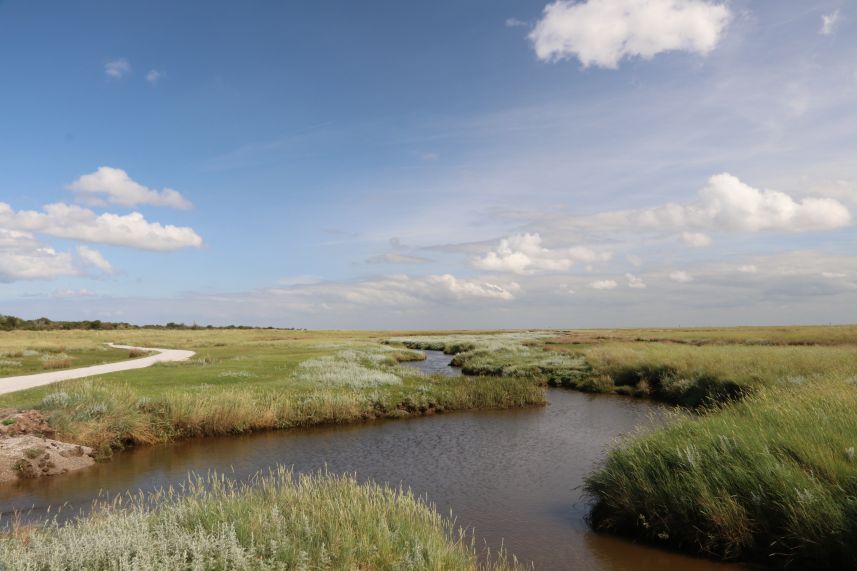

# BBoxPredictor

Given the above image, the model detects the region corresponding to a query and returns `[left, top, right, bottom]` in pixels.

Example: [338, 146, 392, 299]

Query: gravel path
[0, 344, 196, 396]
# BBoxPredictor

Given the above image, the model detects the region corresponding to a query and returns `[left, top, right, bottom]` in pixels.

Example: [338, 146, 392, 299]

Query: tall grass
[580, 342, 857, 405]
[585, 380, 857, 567]
[0, 468, 521, 570]
[31, 350, 544, 451]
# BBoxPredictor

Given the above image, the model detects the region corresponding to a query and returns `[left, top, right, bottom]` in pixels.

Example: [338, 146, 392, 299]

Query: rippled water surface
[0, 352, 744, 570]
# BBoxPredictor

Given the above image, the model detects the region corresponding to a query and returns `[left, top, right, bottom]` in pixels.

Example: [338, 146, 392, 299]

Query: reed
[585, 379, 857, 567]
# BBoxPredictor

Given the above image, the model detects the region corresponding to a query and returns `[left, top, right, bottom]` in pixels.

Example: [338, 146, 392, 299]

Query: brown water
[0, 352, 745, 571]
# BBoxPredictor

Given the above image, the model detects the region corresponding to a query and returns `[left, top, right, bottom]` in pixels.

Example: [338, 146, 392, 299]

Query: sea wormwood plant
[0, 468, 523, 570]
[292, 347, 420, 388]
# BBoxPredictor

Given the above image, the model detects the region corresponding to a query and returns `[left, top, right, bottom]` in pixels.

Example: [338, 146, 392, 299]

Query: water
[406, 349, 463, 376]
[0, 352, 744, 570]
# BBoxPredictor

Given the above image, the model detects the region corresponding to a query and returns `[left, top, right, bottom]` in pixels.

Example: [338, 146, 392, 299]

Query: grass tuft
[0, 468, 523, 570]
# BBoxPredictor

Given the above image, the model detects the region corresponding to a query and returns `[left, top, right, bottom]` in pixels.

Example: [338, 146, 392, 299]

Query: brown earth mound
[0, 409, 94, 482]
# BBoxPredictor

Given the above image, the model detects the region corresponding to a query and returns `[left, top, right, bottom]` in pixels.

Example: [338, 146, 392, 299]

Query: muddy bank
[0, 409, 94, 483]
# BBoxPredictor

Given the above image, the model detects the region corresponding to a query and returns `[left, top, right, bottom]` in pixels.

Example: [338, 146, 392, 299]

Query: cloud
[269, 273, 520, 308]
[529, 0, 731, 68]
[105, 58, 131, 79]
[698, 174, 851, 231]
[738, 264, 757, 273]
[669, 270, 694, 283]
[77, 245, 113, 274]
[506, 18, 528, 28]
[0, 202, 203, 251]
[625, 273, 646, 288]
[822, 271, 846, 279]
[567, 173, 852, 234]
[146, 69, 165, 84]
[68, 167, 192, 209]
[428, 274, 519, 300]
[589, 279, 618, 290]
[366, 252, 433, 265]
[681, 231, 712, 247]
[821, 10, 840, 36]
[0, 229, 78, 282]
[473, 232, 609, 274]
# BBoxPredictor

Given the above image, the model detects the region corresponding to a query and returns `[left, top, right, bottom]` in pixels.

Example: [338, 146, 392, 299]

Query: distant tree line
[0, 315, 298, 331]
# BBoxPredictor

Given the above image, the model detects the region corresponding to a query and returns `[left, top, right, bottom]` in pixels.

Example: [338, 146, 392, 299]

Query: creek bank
[0, 409, 94, 482]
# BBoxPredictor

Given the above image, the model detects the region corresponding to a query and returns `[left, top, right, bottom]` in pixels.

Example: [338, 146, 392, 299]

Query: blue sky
[1, 0, 856, 328]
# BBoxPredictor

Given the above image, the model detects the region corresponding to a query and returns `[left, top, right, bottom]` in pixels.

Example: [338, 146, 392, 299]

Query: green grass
[585, 380, 857, 567]
[577, 342, 857, 405]
[394, 331, 857, 406]
[0, 468, 522, 570]
[0, 331, 544, 451]
[0, 342, 132, 377]
[5, 326, 857, 567]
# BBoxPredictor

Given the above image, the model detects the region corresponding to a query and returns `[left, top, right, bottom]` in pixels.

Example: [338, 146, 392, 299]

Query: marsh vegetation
[2, 325, 856, 568]
[0, 468, 520, 570]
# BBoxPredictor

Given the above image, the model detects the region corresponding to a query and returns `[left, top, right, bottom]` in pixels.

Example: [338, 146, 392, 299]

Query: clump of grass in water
[392, 333, 591, 389]
[0, 468, 523, 570]
[585, 379, 857, 567]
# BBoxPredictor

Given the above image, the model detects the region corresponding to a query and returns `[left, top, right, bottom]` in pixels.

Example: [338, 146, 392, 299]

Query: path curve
[0, 344, 196, 396]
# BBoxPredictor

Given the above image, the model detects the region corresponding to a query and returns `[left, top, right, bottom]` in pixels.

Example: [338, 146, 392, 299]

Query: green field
[0, 329, 543, 455]
[2, 325, 857, 568]
[0, 334, 135, 377]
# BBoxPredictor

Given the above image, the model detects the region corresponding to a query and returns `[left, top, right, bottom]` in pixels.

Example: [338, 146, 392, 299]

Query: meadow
[0, 339, 134, 377]
[2, 325, 857, 567]
[0, 329, 543, 455]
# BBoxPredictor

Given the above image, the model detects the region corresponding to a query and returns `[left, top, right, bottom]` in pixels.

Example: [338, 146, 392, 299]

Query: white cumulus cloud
[529, 0, 731, 68]
[0, 229, 79, 282]
[473, 232, 609, 274]
[579, 173, 852, 234]
[0, 202, 203, 251]
[68, 167, 192, 209]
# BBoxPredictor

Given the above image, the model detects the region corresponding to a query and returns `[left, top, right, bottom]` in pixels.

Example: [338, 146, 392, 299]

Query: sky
[1, 0, 856, 329]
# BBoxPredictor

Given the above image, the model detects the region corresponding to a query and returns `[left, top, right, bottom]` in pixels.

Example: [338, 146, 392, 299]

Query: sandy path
[0, 344, 196, 396]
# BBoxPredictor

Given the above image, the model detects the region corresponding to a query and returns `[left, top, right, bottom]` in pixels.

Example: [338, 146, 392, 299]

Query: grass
[4, 326, 857, 567]
[393, 333, 594, 389]
[396, 328, 857, 566]
[394, 330, 857, 406]
[0, 337, 134, 377]
[0, 331, 544, 452]
[0, 468, 522, 570]
[577, 342, 857, 405]
[585, 379, 857, 567]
